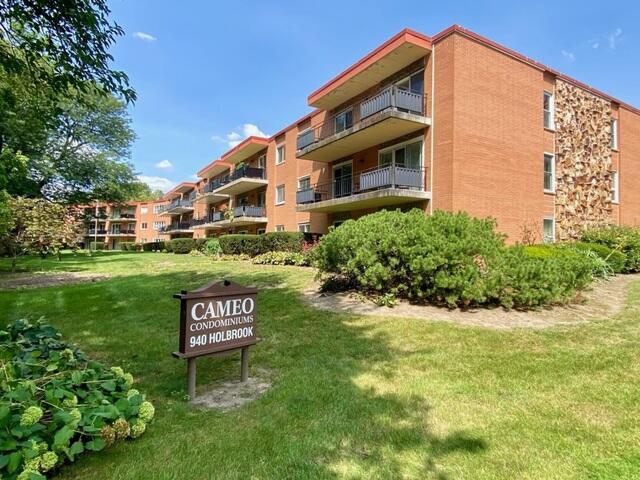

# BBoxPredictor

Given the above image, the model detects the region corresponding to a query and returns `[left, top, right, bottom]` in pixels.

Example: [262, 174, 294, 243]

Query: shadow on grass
[0, 264, 487, 479]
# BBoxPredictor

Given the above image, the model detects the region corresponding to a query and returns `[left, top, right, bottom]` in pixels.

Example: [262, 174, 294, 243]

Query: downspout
[429, 45, 436, 214]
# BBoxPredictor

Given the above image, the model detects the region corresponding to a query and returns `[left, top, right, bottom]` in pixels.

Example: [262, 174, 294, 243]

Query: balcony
[109, 213, 137, 221]
[159, 199, 194, 216]
[213, 166, 268, 196]
[222, 205, 267, 227]
[108, 229, 136, 236]
[86, 229, 108, 236]
[159, 222, 193, 234]
[296, 165, 430, 213]
[192, 212, 225, 230]
[194, 180, 229, 205]
[297, 86, 431, 162]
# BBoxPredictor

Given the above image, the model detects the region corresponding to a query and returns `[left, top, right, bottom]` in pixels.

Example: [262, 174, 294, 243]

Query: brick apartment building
[83, 25, 640, 249]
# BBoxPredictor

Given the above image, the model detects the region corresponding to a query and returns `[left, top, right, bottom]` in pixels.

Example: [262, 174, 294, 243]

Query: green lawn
[1, 252, 639, 479]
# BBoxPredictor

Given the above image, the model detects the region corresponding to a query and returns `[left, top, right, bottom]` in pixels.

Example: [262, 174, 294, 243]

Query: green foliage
[570, 241, 626, 274]
[0, 318, 153, 479]
[169, 238, 195, 254]
[524, 243, 614, 279]
[120, 242, 134, 251]
[194, 238, 207, 252]
[89, 241, 105, 250]
[581, 226, 640, 273]
[141, 242, 163, 252]
[203, 239, 222, 257]
[218, 235, 263, 257]
[314, 210, 597, 309]
[262, 232, 304, 253]
[252, 251, 308, 266]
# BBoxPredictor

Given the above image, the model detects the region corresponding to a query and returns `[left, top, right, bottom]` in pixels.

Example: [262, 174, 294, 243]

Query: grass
[1, 251, 639, 479]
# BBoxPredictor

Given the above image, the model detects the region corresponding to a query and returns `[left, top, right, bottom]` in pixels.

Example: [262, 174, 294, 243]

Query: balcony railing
[160, 222, 193, 233]
[296, 165, 425, 204]
[109, 229, 136, 235]
[200, 178, 227, 195]
[168, 199, 194, 210]
[234, 205, 266, 218]
[192, 212, 224, 226]
[222, 166, 265, 185]
[297, 86, 425, 150]
[87, 229, 107, 235]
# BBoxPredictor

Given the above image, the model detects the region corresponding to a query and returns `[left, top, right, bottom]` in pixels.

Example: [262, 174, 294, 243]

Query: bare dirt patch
[304, 274, 640, 330]
[0, 272, 110, 290]
[192, 370, 272, 411]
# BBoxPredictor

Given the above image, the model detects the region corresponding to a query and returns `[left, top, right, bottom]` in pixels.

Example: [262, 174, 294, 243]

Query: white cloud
[561, 50, 576, 62]
[154, 159, 173, 170]
[590, 41, 600, 49]
[189, 174, 200, 181]
[212, 123, 269, 149]
[137, 175, 174, 192]
[133, 31, 157, 42]
[608, 28, 622, 49]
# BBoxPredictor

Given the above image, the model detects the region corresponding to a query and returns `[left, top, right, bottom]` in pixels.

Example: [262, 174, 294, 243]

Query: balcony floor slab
[296, 188, 431, 213]
[214, 178, 268, 196]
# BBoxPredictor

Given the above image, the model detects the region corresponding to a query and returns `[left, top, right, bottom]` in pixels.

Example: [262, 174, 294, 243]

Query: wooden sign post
[172, 279, 259, 400]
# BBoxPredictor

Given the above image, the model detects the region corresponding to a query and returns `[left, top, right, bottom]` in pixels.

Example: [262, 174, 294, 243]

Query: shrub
[0, 319, 154, 479]
[120, 242, 135, 251]
[170, 238, 196, 254]
[581, 226, 640, 273]
[571, 241, 626, 274]
[524, 243, 613, 278]
[203, 238, 222, 257]
[262, 232, 304, 253]
[89, 241, 105, 250]
[218, 235, 263, 256]
[314, 209, 596, 309]
[253, 251, 308, 266]
[142, 242, 157, 252]
[194, 238, 207, 252]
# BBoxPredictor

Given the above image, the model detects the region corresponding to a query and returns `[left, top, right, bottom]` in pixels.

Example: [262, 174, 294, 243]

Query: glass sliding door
[333, 161, 352, 198]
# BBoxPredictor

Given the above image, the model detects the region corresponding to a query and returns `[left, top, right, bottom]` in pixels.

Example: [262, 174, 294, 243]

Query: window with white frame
[543, 153, 555, 192]
[543, 218, 555, 243]
[153, 204, 164, 214]
[257, 228, 266, 235]
[334, 108, 353, 133]
[298, 222, 311, 233]
[611, 119, 618, 150]
[611, 171, 619, 203]
[153, 221, 165, 230]
[378, 137, 423, 170]
[543, 91, 554, 129]
[141, 222, 148, 230]
[256, 191, 265, 207]
[276, 185, 285, 204]
[298, 176, 311, 191]
[276, 144, 286, 165]
[140, 206, 148, 214]
[275, 225, 285, 232]
[257, 154, 266, 169]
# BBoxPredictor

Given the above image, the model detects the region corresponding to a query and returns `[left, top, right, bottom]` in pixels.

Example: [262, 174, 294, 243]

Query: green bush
[89, 241, 105, 250]
[571, 241, 626, 274]
[120, 242, 135, 251]
[169, 238, 196, 254]
[203, 238, 222, 257]
[194, 238, 207, 252]
[581, 226, 640, 272]
[314, 209, 596, 309]
[253, 251, 308, 266]
[0, 319, 154, 479]
[262, 232, 304, 253]
[524, 243, 613, 278]
[218, 235, 263, 256]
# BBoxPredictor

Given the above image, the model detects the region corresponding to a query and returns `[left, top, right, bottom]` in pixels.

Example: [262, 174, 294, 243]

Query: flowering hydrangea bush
[0, 318, 155, 479]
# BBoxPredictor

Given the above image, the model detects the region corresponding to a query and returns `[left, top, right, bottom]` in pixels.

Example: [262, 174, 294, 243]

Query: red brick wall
[620, 106, 640, 225]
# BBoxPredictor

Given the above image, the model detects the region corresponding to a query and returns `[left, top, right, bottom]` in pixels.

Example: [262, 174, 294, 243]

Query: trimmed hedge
[314, 209, 598, 309]
[252, 251, 308, 266]
[142, 241, 165, 252]
[170, 238, 196, 254]
[194, 238, 207, 252]
[262, 232, 304, 253]
[89, 241, 105, 250]
[581, 226, 640, 273]
[120, 242, 135, 251]
[203, 239, 222, 257]
[219, 235, 263, 256]
[571, 241, 626, 273]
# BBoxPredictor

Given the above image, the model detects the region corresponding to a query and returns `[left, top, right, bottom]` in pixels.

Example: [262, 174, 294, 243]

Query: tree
[0, 0, 135, 102]
[4, 196, 83, 271]
[126, 182, 164, 202]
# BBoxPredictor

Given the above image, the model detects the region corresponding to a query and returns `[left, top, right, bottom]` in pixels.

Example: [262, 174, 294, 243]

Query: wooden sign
[172, 279, 259, 400]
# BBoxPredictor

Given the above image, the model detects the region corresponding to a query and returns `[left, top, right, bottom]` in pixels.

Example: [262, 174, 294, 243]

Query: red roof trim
[220, 136, 269, 161]
[307, 28, 432, 106]
[163, 182, 196, 199]
[433, 25, 639, 115]
[196, 159, 231, 178]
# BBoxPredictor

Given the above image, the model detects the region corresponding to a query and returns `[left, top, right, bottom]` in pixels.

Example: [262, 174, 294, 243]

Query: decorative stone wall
[554, 80, 613, 240]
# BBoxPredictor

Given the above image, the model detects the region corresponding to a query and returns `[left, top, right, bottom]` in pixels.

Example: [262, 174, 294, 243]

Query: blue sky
[108, 0, 640, 191]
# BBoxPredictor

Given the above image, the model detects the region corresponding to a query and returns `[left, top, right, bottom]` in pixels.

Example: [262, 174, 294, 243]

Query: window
[396, 70, 424, 95]
[543, 91, 554, 129]
[543, 153, 555, 192]
[611, 171, 619, 203]
[276, 144, 285, 165]
[276, 185, 285, 205]
[298, 223, 311, 233]
[153, 204, 164, 214]
[141, 222, 148, 230]
[543, 218, 555, 244]
[257, 154, 266, 169]
[334, 108, 353, 133]
[378, 137, 423, 170]
[237, 230, 248, 235]
[298, 176, 311, 191]
[257, 191, 265, 207]
[275, 225, 285, 232]
[140, 206, 148, 214]
[611, 119, 618, 150]
[257, 228, 266, 235]
[153, 221, 165, 230]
